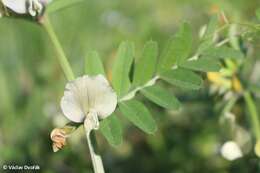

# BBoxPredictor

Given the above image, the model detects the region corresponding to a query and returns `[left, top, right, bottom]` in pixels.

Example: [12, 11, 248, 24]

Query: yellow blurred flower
[207, 72, 232, 89]
[232, 76, 243, 93]
[207, 62, 243, 94]
[254, 140, 260, 158]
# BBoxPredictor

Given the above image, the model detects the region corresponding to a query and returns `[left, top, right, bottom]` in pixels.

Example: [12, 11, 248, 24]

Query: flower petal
[39, 0, 52, 5]
[60, 75, 117, 122]
[2, 0, 27, 14]
[60, 80, 86, 123]
[90, 75, 117, 119]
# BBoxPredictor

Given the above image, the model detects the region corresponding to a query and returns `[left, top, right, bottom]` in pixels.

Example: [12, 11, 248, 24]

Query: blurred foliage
[1, 0, 260, 173]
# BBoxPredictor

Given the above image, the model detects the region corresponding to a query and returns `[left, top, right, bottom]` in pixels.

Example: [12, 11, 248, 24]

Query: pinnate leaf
[203, 14, 219, 39]
[202, 46, 244, 59]
[180, 57, 221, 72]
[141, 85, 181, 110]
[85, 51, 105, 76]
[119, 100, 157, 134]
[256, 8, 260, 20]
[100, 114, 123, 147]
[133, 41, 158, 86]
[158, 23, 192, 72]
[161, 68, 203, 90]
[112, 41, 135, 97]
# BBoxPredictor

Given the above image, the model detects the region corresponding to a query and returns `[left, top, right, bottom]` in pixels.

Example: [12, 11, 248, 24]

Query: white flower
[1, 0, 52, 16]
[60, 75, 117, 123]
[220, 141, 243, 161]
[2, 0, 27, 14]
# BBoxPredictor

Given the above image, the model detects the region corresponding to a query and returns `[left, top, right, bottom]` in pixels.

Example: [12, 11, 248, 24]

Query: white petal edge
[60, 83, 86, 123]
[39, 0, 52, 4]
[2, 0, 52, 15]
[2, 0, 27, 14]
[89, 75, 117, 119]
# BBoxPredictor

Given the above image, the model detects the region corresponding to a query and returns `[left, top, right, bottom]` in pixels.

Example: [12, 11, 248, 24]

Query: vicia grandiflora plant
[1, 0, 260, 172]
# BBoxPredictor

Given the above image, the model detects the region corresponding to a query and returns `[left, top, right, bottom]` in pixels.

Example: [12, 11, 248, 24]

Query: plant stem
[86, 132, 105, 173]
[42, 15, 104, 173]
[84, 113, 105, 173]
[42, 15, 75, 81]
[222, 96, 238, 116]
[119, 76, 159, 102]
[244, 91, 260, 140]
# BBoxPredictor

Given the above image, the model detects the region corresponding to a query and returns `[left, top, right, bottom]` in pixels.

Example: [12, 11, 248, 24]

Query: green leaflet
[85, 51, 105, 76]
[202, 46, 244, 59]
[180, 57, 221, 72]
[197, 39, 214, 54]
[46, 0, 85, 13]
[160, 68, 203, 90]
[158, 23, 192, 72]
[0, 66, 13, 113]
[100, 114, 123, 147]
[256, 8, 260, 20]
[203, 14, 219, 40]
[112, 41, 135, 97]
[198, 15, 219, 53]
[119, 100, 157, 134]
[141, 85, 181, 110]
[133, 41, 158, 87]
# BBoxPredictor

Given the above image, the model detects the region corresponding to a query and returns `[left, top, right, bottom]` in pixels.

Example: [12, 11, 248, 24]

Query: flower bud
[220, 141, 243, 161]
[50, 124, 78, 152]
[50, 128, 66, 152]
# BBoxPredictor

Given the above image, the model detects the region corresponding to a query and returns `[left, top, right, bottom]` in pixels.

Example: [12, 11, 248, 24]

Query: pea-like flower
[60, 75, 117, 125]
[1, 0, 51, 16]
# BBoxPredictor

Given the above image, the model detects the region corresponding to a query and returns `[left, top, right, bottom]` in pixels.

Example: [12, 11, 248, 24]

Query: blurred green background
[0, 0, 260, 172]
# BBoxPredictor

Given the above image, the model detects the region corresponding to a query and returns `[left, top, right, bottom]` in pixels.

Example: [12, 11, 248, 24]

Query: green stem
[42, 15, 75, 81]
[42, 15, 104, 173]
[221, 96, 238, 116]
[244, 91, 260, 140]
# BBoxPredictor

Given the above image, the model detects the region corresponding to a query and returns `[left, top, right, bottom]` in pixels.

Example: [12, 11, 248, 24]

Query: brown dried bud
[50, 123, 78, 152]
[50, 128, 67, 152]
